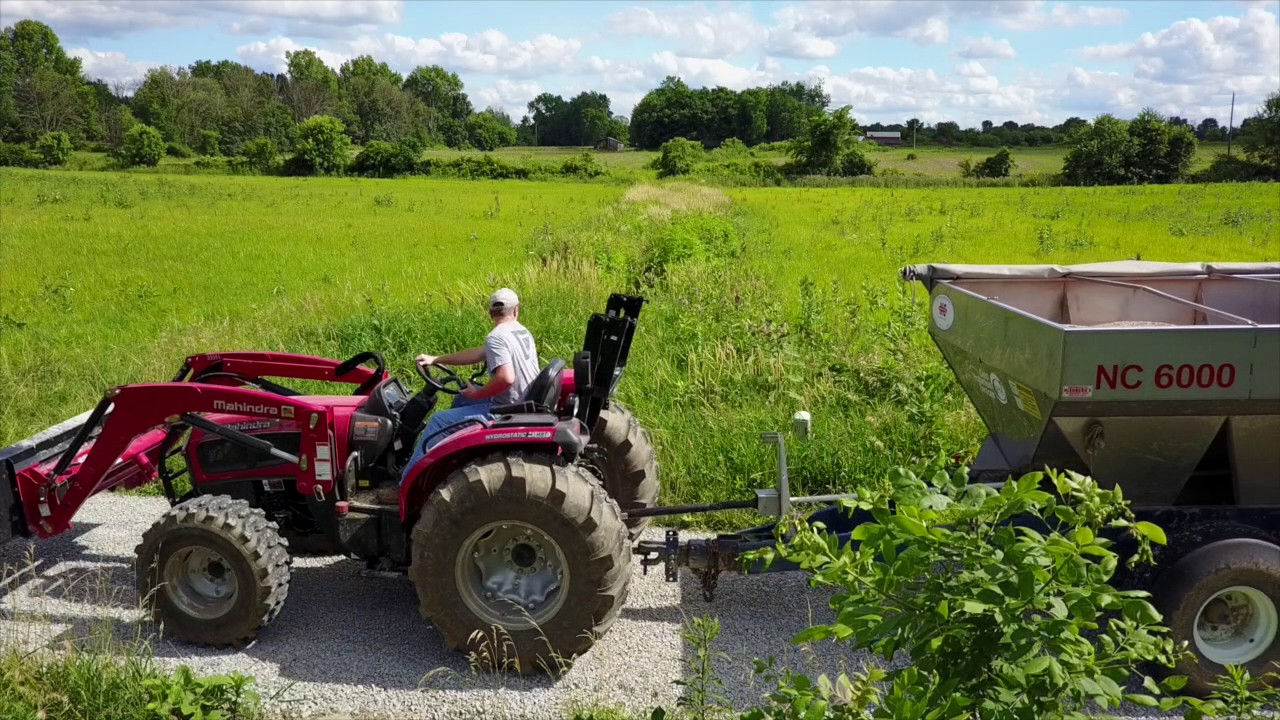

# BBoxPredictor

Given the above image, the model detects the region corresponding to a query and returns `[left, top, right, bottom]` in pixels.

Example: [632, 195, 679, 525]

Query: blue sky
[3, 0, 1277, 126]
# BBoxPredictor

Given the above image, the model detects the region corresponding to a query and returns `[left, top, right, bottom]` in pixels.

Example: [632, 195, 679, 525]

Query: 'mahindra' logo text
[213, 400, 279, 415]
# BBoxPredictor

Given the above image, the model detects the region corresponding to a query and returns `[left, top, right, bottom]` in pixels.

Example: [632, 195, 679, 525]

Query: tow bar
[626, 415, 863, 600]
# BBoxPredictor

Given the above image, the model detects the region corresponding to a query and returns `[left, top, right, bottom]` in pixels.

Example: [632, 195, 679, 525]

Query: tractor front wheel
[134, 495, 292, 648]
[410, 452, 630, 673]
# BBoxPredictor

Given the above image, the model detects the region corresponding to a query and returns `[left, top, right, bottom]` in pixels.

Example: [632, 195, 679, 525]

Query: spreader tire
[135, 495, 291, 648]
[1152, 538, 1280, 695]
[588, 402, 659, 540]
[410, 452, 630, 674]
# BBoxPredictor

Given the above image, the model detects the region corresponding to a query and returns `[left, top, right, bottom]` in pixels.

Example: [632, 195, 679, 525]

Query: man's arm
[462, 364, 513, 400]
[418, 347, 485, 367]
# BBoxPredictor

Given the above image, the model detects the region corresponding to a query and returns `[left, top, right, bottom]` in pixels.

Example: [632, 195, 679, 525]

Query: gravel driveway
[2, 494, 1177, 719]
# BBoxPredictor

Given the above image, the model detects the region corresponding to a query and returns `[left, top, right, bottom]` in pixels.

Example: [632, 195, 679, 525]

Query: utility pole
[912, 122, 916, 150]
[1227, 91, 1235, 158]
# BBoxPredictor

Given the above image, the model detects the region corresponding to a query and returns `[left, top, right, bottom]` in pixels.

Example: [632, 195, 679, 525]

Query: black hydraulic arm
[180, 413, 300, 464]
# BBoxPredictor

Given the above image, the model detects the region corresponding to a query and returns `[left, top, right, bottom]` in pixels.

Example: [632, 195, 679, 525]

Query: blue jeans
[399, 393, 493, 484]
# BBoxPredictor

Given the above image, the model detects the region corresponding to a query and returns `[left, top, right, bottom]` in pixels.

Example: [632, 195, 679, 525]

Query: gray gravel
[1, 494, 1176, 719]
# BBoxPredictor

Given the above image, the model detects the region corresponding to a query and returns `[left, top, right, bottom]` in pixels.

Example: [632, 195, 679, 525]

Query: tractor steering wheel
[416, 361, 468, 395]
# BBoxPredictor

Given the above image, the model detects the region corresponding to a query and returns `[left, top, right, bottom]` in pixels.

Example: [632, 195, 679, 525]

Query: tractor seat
[489, 359, 565, 416]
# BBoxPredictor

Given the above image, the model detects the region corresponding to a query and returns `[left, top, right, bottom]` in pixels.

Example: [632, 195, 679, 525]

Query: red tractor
[0, 295, 658, 671]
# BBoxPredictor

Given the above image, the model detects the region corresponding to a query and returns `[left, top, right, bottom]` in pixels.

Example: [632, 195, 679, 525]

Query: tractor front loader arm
[179, 351, 387, 395]
[11, 384, 335, 538]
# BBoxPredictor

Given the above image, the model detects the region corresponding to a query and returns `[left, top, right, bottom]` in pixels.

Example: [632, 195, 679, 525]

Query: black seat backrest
[501, 358, 564, 413]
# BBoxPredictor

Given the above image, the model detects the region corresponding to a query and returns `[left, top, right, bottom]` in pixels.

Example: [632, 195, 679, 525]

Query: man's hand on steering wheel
[415, 358, 467, 394]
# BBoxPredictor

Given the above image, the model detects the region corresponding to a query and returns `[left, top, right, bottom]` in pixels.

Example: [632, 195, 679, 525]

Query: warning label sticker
[1062, 385, 1094, 399]
[1009, 380, 1042, 421]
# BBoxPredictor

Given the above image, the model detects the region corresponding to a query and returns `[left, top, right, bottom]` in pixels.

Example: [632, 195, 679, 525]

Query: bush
[290, 115, 351, 176]
[351, 141, 419, 178]
[35, 131, 73, 166]
[656, 137, 702, 178]
[197, 129, 222, 156]
[750, 468, 1191, 720]
[838, 146, 876, 176]
[193, 155, 228, 170]
[788, 106, 860, 174]
[119, 125, 166, 167]
[1063, 110, 1196, 186]
[960, 147, 1016, 178]
[241, 137, 278, 173]
[0, 141, 44, 168]
[165, 142, 195, 159]
[417, 154, 534, 180]
[561, 151, 605, 178]
[693, 159, 785, 185]
[1191, 153, 1275, 183]
[905, 152, 918, 160]
[713, 137, 751, 158]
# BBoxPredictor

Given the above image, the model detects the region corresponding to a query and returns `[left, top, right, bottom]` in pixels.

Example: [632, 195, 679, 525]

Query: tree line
[2, 17, 1275, 182]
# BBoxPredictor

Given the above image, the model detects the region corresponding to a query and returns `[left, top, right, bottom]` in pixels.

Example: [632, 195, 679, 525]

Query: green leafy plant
[119, 125, 166, 167]
[289, 115, 351, 176]
[741, 657, 884, 720]
[197, 130, 222, 157]
[676, 616, 730, 720]
[1182, 663, 1280, 719]
[751, 468, 1191, 720]
[656, 137, 703, 178]
[142, 664, 260, 720]
[240, 138, 278, 173]
[35, 131, 73, 166]
[561, 151, 605, 178]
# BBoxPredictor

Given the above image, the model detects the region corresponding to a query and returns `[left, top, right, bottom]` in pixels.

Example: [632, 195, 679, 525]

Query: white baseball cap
[489, 288, 519, 310]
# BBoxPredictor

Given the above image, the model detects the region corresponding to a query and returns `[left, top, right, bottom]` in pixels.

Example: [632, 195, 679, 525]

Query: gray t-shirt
[484, 320, 539, 405]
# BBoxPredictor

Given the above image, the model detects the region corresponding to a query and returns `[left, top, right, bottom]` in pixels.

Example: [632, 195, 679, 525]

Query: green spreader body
[902, 261, 1280, 508]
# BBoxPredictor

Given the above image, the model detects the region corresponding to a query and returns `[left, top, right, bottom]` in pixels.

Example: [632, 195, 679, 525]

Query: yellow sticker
[1009, 380, 1041, 421]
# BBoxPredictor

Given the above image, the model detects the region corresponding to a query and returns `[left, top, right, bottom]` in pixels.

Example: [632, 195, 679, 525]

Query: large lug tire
[1152, 537, 1280, 695]
[410, 452, 631, 674]
[587, 402, 659, 541]
[134, 495, 292, 648]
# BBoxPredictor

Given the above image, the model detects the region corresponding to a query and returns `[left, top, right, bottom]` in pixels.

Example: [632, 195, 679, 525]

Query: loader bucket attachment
[0, 408, 111, 543]
[902, 261, 1280, 508]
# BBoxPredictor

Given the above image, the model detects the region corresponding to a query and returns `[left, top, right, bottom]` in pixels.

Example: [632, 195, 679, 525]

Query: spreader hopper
[902, 261, 1280, 507]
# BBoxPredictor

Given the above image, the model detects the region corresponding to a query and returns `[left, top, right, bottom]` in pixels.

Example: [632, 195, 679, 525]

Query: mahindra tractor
[0, 294, 658, 671]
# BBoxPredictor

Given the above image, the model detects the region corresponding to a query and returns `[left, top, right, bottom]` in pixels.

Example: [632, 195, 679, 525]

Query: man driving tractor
[375, 288, 539, 503]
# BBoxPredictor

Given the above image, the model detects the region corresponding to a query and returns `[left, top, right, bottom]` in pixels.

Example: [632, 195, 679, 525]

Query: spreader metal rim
[1193, 585, 1279, 666]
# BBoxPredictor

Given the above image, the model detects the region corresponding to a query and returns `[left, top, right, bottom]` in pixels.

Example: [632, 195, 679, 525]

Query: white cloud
[764, 29, 839, 59]
[471, 79, 543, 116]
[1079, 7, 1280, 84]
[238, 28, 583, 79]
[604, 5, 764, 58]
[236, 36, 349, 73]
[992, 2, 1129, 31]
[70, 47, 161, 86]
[955, 35, 1018, 59]
[0, 0, 402, 40]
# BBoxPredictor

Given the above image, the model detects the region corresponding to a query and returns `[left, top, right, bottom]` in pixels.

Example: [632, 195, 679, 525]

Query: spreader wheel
[586, 402, 659, 541]
[135, 495, 291, 648]
[410, 452, 630, 673]
[1153, 537, 1280, 695]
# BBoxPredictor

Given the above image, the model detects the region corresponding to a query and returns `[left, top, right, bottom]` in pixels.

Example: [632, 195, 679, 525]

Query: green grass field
[1, 168, 1275, 524]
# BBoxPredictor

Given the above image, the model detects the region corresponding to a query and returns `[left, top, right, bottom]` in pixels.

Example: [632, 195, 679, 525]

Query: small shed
[596, 137, 625, 152]
[864, 131, 902, 147]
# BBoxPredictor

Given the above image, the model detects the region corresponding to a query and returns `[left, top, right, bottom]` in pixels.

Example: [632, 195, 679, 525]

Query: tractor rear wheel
[135, 495, 291, 648]
[410, 452, 630, 673]
[587, 402, 659, 541]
